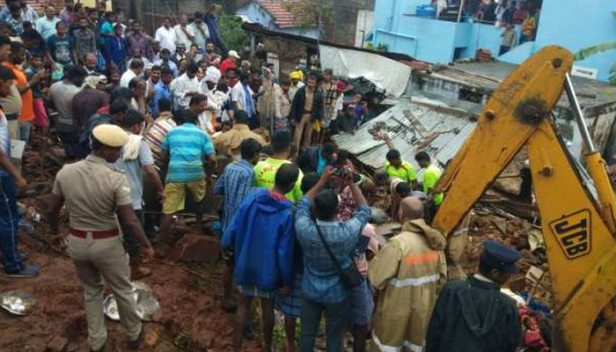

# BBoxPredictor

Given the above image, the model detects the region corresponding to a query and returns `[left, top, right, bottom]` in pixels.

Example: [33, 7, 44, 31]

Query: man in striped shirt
[214, 138, 262, 311]
[159, 109, 216, 240]
[145, 98, 176, 168]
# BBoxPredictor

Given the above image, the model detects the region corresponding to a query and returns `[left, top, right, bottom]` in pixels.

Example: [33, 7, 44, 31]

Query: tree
[285, 0, 335, 40]
[574, 12, 616, 85]
[218, 13, 250, 52]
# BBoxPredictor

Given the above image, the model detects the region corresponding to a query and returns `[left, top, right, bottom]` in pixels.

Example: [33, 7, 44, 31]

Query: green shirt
[384, 160, 418, 184]
[254, 157, 304, 203]
[423, 164, 443, 205]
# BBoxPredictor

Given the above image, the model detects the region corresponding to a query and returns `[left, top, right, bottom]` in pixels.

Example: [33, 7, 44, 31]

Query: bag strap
[315, 224, 344, 272]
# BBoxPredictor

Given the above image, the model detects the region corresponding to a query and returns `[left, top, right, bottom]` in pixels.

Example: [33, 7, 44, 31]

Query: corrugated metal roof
[332, 101, 476, 171]
[437, 61, 616, 108]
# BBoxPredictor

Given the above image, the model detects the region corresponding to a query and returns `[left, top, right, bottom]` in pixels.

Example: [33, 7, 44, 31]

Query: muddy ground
[0, 145, 550, 352]
[0, 226, 258, 352]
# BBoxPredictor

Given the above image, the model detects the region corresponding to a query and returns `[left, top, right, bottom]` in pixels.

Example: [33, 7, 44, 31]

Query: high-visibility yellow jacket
[369, 219, 447, 352]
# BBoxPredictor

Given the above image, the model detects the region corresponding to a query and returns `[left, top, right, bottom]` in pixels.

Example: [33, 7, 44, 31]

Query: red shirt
[220, 58, 236, 75]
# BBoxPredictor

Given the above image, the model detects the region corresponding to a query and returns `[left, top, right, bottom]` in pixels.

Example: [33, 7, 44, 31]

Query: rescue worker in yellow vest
[47, 124, 154, 352]
[369, 197, 447, 352]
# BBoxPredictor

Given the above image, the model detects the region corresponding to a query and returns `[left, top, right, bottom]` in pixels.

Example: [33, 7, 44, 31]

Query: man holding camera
[295, 167, 371, 352]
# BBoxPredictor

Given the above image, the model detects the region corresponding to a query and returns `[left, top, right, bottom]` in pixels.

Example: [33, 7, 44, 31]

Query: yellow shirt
[423, 164, 443, 206]
[254, 157, 304, 203]
[385, 161, 418, 185]
[522, 17, 536, 36]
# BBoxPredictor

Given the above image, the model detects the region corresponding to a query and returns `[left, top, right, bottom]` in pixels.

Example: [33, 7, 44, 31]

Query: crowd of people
[431, 0, 541, 56]
[0, 1, 531, 352]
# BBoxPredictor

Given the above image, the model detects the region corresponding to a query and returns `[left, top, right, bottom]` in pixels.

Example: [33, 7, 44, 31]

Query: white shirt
[155, 26, 176, 53]
[231, 82, 254, 113]
[120, 70, 138, 88]
[189, 22, 209, 48]
[173, 73, 203, 109]
[174, 24, 194, 50]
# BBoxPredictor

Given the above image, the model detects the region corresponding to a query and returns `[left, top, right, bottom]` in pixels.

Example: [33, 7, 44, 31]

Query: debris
[46, 336, 68, 352]
[167, 234, 221, 262]
[103, 281, 161, 321]
[0, 290, 37, 316]
[370, 207, 389, 224]
[145, 330, 160, 347]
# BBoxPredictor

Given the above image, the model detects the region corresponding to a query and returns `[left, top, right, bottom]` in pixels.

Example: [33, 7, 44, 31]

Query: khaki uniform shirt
[304, 88, 314, 113]
[213, 124, 267, 157]
[52, 155, 132, 232]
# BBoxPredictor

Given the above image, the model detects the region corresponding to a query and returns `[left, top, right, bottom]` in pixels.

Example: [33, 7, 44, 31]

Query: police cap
[92, 124, 128, 148]
[480, 240, 521, 274]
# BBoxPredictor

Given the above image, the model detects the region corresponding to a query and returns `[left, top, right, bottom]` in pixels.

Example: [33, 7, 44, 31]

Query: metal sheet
[333, 101, 477, 171]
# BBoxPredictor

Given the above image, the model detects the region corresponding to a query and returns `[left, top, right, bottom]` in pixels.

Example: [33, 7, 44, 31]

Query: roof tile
[257, 0, 315, 29]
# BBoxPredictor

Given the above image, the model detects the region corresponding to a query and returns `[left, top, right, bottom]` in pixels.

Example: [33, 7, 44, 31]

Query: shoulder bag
[315, 224, 363, 288]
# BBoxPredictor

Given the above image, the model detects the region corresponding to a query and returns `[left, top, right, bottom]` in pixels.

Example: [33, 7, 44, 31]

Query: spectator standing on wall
[499, 23, 517, 56]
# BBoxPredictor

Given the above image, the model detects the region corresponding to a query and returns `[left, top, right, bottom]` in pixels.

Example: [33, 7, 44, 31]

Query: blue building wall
[504, 0, 616, 82]
[236, 2, 322, 40]
[373, 0, 616, 82]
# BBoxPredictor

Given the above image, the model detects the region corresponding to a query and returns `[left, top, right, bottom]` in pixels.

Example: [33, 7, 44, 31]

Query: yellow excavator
[432, 46, 616, 352]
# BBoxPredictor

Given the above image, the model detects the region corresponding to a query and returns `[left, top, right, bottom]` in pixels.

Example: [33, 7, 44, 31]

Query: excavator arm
[432, 46, 616, 352]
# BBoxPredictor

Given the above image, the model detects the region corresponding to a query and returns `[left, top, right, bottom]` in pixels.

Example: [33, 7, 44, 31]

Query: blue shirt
[161, 123, 214, 183]
[104, 36, 127, 69]
[214, 159, 255, 231]
[47, 34, 73, 66]
[244, 83, 255, 118]
[150, 81, 172, 118]
[36, 16, 60, 40]
[24, 67, 42, 99]
[295, 196, 371, 304]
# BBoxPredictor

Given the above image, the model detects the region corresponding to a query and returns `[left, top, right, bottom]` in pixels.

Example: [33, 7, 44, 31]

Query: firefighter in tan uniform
[47, 124, 154, 352]
[369, 197, 447, 352]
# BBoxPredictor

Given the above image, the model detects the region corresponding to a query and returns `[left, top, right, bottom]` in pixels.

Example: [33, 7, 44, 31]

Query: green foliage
[218, 13, 250, 52]
[572, 13, 616, 84]
[574, 42, 616, 61]
[286, 0, 334, 38]
[574, 42, 616, 85]
[376, 43, 390, 52]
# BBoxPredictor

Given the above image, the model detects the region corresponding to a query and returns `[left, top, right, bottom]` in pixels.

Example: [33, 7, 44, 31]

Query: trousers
[299, 298, 347, 352]
[0, 174, 24, 273]
[293, 114, 313, 150]
[118, 209, 143, 259]
[67, 233, 142, 351]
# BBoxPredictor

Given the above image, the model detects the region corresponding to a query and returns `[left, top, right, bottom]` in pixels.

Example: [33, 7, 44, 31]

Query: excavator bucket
[432, 46, 573, 236]
[432, 46, 616, 352]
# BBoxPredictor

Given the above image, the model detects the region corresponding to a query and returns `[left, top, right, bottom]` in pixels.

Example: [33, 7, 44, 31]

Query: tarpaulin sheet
[319, 44, 412, 98]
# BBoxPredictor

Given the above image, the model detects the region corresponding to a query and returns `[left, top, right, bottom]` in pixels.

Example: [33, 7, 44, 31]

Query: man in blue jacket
[222, 163, 299, 352]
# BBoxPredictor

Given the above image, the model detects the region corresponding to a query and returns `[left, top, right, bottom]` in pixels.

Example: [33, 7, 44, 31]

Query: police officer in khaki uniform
[47, 124, 155, 352]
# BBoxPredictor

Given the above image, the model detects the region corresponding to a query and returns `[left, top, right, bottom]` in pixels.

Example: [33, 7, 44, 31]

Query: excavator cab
[431, 46, 616, 352]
